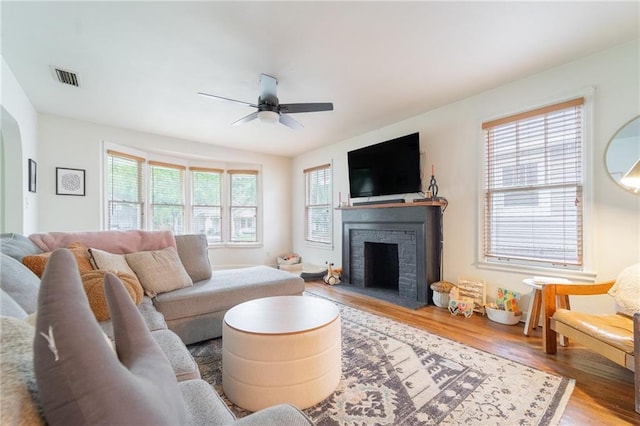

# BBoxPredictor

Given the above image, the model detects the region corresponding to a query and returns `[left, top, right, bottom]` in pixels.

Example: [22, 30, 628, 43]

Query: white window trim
[102, 141, 262, 247]
[304, 160, 334, 250]
[476, 87, 596, 281]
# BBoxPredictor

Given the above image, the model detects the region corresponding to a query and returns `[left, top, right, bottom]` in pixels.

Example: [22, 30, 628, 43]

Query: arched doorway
[1, 106, 24, 233]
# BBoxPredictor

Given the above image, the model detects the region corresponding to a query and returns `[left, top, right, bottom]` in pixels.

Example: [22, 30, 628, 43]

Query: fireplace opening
[364, 242, 399, 291]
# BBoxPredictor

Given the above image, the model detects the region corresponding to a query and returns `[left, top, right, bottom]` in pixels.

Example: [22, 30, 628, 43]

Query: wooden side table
[523, 278, 571, 346]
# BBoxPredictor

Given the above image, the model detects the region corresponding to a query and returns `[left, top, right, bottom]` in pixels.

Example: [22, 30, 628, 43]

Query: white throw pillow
[608, 263, 640, 317]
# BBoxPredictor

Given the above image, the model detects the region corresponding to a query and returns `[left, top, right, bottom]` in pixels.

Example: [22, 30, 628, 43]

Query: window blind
[305, 164, 332, 244]
[191, 167, 223, 243]
[106, 150, 145, 230]
[483, 98, 584, 268]
[228, 170, 258, 242]
[149, 161, 185, 234]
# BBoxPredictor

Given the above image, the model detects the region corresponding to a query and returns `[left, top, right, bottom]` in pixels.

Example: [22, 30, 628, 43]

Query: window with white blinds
[305, 164, 332, 244]
[106, 150, 145, 230]
[483, 98, 584, 268]
[150, 161, 185, 234]
[191, 167, 223, 243]
[104, 146, 261, 244]
[229, 170, 258, 243]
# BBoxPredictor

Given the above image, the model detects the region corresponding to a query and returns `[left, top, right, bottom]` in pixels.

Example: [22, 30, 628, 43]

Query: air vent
[54, 68, 79, 87]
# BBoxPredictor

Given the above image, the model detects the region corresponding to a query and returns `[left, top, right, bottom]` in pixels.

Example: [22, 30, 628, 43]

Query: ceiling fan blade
[279, 103, 334, 114]
[198, 92, 258, 108]
[279, 113, 303, 130]
[232, 111, 259, 126]
[259, 74, 278, 104]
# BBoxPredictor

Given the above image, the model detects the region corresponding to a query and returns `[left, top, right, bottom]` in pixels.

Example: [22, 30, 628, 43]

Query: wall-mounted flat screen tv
[347, 132, 421, 198]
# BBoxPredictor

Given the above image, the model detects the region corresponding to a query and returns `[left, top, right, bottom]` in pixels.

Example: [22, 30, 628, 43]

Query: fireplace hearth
[340, 203, 443, 307]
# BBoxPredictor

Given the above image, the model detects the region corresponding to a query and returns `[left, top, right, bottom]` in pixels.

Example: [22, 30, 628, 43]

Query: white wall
[292, 40, 640, 315]
[1, 56, 39, 234]
[37, 114, 293, 267]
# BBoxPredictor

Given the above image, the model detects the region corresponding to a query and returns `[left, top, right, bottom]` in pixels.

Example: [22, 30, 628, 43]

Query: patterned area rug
[188, 295, 574, 425]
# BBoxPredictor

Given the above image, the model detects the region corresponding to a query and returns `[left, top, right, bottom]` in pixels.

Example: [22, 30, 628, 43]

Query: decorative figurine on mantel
[427, 164, 438, 199]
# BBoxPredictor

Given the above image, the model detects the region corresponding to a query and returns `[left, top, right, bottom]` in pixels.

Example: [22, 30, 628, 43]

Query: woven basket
[432, 291, 450, 308]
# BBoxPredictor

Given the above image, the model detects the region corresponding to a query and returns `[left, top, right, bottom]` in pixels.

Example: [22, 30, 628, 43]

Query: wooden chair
[542, 280, 639, 414]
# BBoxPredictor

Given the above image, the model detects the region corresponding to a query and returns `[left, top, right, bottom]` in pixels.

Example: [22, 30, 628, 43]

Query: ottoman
[222, 295, 341, 411]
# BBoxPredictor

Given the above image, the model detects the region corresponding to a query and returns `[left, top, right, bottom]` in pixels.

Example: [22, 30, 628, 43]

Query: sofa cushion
[81, 270, 144, 321]
[153, 266, 304, 321]
[151, 329, 201, 382]
[1, 288, 28, 319]
[33, 249, 187, 425]
[99, 296, 167, 339]
[178, 379, 236, 425]
[0, 316, 44, 425]
[175, 234, 212, 282]
[125, 247, 193, 297]
[1, 232, 42, 261]
[22, 242, 93, 277]
[1, 253, 40, 314]
[608, 262, 640, 318]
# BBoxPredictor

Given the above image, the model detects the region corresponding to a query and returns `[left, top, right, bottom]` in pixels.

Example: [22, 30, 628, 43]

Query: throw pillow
[22, 242, 93, 277]
[21, 252, 50, 277]
[89, 247, 142, 285]
[125, 247, 193, 297]
[0, 316, 44, 425]
[608, 262, 640, 317]
[81, 270, 144, 321]
[175, 234, 212, 282]
[33, 248, 187, 425]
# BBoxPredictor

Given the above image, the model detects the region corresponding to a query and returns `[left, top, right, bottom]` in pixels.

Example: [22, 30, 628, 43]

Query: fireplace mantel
[340, 203, 443, 305]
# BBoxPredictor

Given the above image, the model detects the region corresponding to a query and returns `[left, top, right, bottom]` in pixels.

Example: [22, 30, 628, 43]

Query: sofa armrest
[543, 280, 615, 354]
[232, 404, 315, 425]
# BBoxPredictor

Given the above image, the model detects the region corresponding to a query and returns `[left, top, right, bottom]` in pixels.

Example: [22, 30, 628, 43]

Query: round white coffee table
[222, 296, 341, 411]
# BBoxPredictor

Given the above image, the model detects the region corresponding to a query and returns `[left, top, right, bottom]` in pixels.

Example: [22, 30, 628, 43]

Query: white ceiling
[2, 1, 638, 157]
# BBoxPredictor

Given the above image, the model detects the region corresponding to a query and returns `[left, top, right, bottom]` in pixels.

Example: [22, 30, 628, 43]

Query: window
[105, 147, 260, 244]
[150, 161, 185, 234]
[191, 167, 223, 242]
[305, 164, 332, 244]
[106, 150, 145, 230]
[229, 170, 258, 243]
[483, 98, 584, 268]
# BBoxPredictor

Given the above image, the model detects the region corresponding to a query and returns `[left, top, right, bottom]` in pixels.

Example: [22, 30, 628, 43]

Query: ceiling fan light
[258, 110, 279, 124]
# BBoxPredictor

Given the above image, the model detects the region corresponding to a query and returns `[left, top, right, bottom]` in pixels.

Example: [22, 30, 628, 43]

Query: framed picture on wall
[56, 167, 85, 196]
[28, 159, 37, 193]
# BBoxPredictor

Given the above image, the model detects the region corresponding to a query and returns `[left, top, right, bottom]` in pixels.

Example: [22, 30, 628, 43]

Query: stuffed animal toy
[323, 262, 341, 286]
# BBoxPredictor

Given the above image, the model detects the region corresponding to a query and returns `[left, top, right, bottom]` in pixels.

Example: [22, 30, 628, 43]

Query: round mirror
[605, 116, 640, 194]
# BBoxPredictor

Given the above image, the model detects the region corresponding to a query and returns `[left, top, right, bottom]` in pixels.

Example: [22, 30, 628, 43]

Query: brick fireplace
[340, 203, 443, 305]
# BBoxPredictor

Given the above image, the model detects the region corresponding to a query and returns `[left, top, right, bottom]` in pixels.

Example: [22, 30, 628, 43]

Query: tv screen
[348, 132, 421, 198]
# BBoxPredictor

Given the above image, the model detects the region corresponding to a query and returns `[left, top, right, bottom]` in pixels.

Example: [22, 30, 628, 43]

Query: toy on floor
[323, 262, 341, 285]
[448, 286, 474, 317]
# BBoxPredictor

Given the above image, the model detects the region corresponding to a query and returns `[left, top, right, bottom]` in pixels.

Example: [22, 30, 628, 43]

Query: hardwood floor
[305, 281, 639, 426]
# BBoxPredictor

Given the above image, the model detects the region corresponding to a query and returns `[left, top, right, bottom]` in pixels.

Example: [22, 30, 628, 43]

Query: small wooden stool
[523, 278, 570, 346]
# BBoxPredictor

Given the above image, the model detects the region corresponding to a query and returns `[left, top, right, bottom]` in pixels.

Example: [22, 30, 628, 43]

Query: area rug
[188, 295, 574, 425]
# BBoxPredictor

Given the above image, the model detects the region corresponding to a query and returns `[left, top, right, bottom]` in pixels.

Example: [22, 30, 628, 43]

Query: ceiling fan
[198, 74, 333, 130]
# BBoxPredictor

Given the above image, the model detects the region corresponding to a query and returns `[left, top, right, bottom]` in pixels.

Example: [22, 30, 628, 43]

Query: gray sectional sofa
[0, 231, 312, 425]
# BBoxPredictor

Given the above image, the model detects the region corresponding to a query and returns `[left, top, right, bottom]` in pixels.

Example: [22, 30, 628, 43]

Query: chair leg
[524, 289, 541, 336]
[558, 295, 570, 347]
